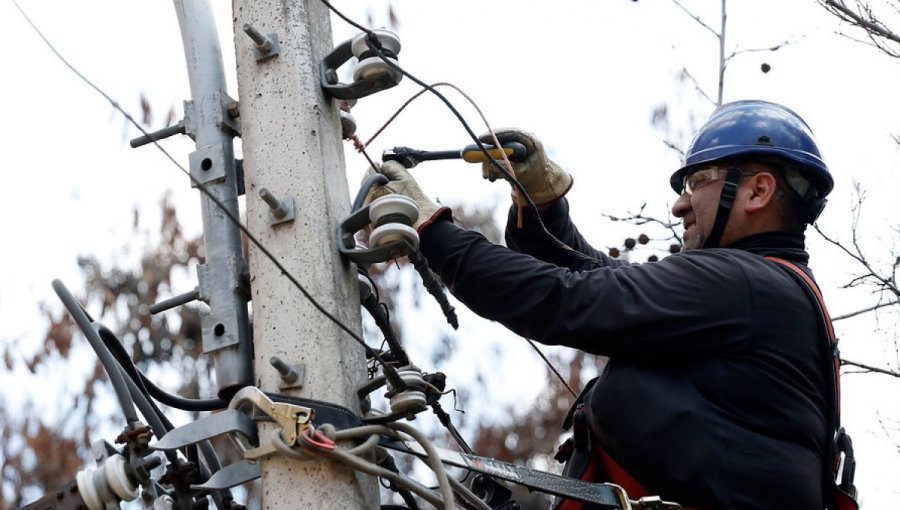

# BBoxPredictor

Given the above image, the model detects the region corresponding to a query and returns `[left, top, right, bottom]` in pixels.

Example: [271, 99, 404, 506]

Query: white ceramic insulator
[389, 369, 427, 414]
[75, 454, 138, 510]
[76, 469, 104, 510]
[351, 29, 401, 58]
[353, 57, 402, 83]
[106, 454, 139, 500]
[369, 195, 419, 226]
[350, 29, 402, 83]
[153, 495, 176, 510]
[369, 223, 419, 250]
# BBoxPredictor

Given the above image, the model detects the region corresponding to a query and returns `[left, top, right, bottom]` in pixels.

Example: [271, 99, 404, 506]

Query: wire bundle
[15, 0, 588, 505]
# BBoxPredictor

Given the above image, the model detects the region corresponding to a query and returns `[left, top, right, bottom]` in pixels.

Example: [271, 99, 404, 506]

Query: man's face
[671, 162, 778, 251]
[671, 167, 724, 251]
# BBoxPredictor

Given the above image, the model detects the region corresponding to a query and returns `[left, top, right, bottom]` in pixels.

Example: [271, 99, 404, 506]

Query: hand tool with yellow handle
[460, 141, 527, 163]
[382, 142, 527, 168]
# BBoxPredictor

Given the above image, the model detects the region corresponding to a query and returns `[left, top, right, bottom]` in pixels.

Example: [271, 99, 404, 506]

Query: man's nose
[672, 192, 691, 218]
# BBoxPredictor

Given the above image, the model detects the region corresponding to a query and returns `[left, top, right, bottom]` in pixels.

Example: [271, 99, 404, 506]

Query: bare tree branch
[833, 299, 900, 321]
[814, 188, 900, 300]
[717, 0, 726, 104]
[819, 0, 900, 58]
[671, 0, 719, 37]
[727, 35, 797, 64]
[875, 411, 900, 455]
[822, 0, 900, 44]
[603, 205, 683, 245]
[662, 138, 687, 159]
[678, 67, 716, 106]
[843, 358, 900, 378]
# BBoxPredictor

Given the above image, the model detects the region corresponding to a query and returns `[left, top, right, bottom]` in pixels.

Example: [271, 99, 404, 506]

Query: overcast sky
[2, 0, 899, 506]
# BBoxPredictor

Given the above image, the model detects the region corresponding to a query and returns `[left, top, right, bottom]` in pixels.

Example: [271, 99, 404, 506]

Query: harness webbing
[765, 256, 858, 510]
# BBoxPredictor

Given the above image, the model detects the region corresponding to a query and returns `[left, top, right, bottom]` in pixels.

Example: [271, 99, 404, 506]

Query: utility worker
[366, 100, 857, 509]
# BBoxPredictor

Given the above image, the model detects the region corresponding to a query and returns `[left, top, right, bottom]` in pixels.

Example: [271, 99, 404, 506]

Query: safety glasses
[680, 166, 758, 195]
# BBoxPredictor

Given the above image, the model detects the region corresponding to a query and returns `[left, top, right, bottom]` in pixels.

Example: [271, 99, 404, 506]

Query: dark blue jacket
[420, 199, 830, 510]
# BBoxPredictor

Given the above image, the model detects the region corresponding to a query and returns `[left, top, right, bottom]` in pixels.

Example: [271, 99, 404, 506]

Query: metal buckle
[603, 484, 684, 510]
[632, 495, 684, 510]
[228, 386, 315, 460]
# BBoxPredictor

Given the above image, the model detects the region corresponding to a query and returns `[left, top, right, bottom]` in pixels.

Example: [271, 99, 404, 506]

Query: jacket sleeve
[505, 199, 630, 271]
[421, 218, 754, 360]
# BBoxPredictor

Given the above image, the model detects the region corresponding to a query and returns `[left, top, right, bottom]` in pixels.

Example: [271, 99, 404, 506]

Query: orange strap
[765, 257, 841, 416]
[597, 447, 651, 499]
[555, 446, 605, 510]
[766, 257, 860, 510]
[556, 436, 709, 510]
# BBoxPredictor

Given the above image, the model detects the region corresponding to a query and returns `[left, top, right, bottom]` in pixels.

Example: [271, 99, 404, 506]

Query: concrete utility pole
[232, 1, 377, 509]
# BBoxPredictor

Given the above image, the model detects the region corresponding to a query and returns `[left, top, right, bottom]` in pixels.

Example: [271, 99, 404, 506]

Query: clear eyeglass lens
[683, 167, 721, 195]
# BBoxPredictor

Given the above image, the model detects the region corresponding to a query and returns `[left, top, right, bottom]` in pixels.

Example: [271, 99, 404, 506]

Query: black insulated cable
[320, 0, 596, 266]
[13, 0, 403, 385]
[53, 287, 229, 502]
[359, 268, 410, 367]
[96, 324, 228, 412]
[358, 37, 602, 269]
[52, 279, 139, 425]
[321, 0, 584, 400]
[97, 325, 231, 506]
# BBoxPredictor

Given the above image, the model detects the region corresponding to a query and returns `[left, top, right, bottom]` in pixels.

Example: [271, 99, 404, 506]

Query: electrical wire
[45, 283, 231, 507]
[322, 1, 603, 268]
[321, 1, 587, 397]
[525, 339, 577, 398]
[447, 476, 492, 510]
[285, 422, 457, 510]
[95, 325, 233, 507]
[277, 428, 449, 509]
[22, 4, 567, 503]
[11, 1, 395, 374]
[97, 324, 228, 412]
[52, 279, 139, 425]
[376, 449, 422, 510]
[355, 35, 602, 269]
[386, 422, 457, 510]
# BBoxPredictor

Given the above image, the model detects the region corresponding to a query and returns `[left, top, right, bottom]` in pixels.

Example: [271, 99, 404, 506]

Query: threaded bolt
[243, 23, 273, 52]
[270, 356, 301, 385]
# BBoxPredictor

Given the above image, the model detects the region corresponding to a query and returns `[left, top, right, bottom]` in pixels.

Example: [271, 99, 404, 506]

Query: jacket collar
[724, 231, 809, 265]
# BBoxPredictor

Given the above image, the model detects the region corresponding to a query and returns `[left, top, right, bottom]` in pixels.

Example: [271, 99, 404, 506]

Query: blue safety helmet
[670, 101, 832, 234]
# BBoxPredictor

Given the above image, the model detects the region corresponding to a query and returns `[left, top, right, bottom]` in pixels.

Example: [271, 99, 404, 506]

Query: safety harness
[767, 257, 859, 510]
[552, 256, 859, 510]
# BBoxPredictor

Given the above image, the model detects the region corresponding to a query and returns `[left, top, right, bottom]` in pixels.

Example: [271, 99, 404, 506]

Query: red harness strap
[555, 409, 708, 510]
[597, 448, 650, 501]
[766, 257, 841, 405]
[765, 257, 858, 510]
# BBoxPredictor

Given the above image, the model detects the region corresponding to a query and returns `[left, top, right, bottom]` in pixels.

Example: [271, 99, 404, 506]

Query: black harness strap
[267, 392, 365, 431]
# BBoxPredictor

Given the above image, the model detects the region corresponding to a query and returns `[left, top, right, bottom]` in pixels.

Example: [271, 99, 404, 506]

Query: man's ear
[742, 172, 778, 214]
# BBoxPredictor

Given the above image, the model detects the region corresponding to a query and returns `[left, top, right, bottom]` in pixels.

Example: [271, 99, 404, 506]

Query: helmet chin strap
[702, 167, 743, 249]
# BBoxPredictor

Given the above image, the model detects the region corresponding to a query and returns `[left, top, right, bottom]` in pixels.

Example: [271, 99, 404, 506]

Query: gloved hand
[480, 128, 573, 206]
[364, 160, 449, 232]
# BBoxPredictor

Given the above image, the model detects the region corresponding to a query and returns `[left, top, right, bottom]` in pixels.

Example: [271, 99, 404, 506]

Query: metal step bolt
[243, 23, 280, 62]
[259, 188, 295, 226]
[270, 356, 303, 390]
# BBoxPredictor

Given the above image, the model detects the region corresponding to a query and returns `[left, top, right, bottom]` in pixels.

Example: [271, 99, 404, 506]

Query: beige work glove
[364, 161, 449, 232]
[480, 128, 573, 206]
